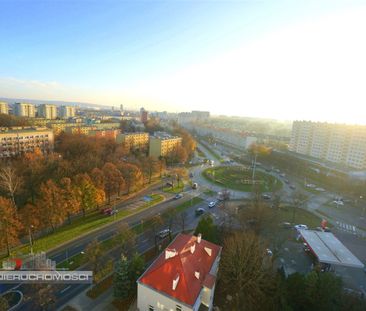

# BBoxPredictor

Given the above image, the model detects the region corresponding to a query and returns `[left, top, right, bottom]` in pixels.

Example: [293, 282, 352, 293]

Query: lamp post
[28, 225, 34, 255]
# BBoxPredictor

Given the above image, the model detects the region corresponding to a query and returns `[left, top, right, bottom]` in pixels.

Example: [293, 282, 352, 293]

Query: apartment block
[149, 132, 182, 158]
[37, 104, 58, 119]
[88, 129, 120, 140]
[0, 102, 9, 114]
[59, 106, 76, 119]
[137, 233, 221, 311]
[290, 121, 366, 169]
[0, 127, 54, 158]
[116, 132, 149, 150]
[14, 103, 36, 118]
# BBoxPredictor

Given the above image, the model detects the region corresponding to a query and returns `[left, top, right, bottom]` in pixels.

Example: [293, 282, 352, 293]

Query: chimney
[197, 234, 202, 243]
[165, 249, 177, 260]
[204, 247, 212, 256]
[172, 274, 180, 290]
[190, 243, 196, 254]
[194, 271, 200, 279]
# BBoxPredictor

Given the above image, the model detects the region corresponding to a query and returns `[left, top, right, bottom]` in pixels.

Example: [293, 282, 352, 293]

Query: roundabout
[202, 165, 282, 193]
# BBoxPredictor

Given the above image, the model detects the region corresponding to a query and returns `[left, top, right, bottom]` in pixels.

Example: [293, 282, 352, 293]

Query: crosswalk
[336, 221, 357, 234]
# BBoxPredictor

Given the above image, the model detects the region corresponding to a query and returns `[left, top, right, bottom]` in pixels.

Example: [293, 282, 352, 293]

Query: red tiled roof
[202, 274, 216, 289]
[138, 234, 221, 306]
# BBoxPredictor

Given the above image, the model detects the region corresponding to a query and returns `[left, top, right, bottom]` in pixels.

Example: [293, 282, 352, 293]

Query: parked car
[266, 248, 273, 257]
[101, 207, 117, 216]
[284, 179, 289, 184]
[192, 183, 198, 189]
[294, 224, 308, 230]
[208, 201, 216, 208]
[157, 229, 171, 239]
[281, 222, 292, 229]
[262, 194, 271, 200]
[315, 187, 325, 192]
[189, 173, 194, 178]
[195, 208, 205, 216]
[174, 193, 183, 200]
[289, 185, 296, 190]
[333, 200, 344, 206]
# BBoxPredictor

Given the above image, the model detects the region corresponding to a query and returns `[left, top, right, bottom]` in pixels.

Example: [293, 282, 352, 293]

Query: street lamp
[28, 225, 34, 255]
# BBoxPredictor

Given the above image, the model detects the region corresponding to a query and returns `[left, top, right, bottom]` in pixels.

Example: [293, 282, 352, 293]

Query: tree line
[0, 125, 197, 256]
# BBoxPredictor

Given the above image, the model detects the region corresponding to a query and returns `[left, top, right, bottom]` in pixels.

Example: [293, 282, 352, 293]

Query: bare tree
[0, 166, 22, 207]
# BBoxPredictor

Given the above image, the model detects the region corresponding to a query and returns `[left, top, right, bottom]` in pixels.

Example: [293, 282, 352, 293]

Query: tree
[118, 162, 143, 194]
[165, 208, 177, 241]
[103, 162, 124, 203]
[90, 167, 105, 189]
[60, 177, 81, 224]
[32, 284, 56, 310]
[150, 215, 163, 249]
[128, 253, 145, 293]
[114, 254, 131, 299]
[0, 165, 22, 207]
[0, 296, 9, 311]
[178, 211, 188, 232]
[37, 180, 66, 231]
[194, 215, 219, 243]
[0, 197, 23, 256]
[114, 222, 136, 255]
[219, 232, 277, 311]
[74, 173, 99, 217]
[84, 240, 103, 280]
[20, 203, 41, 252]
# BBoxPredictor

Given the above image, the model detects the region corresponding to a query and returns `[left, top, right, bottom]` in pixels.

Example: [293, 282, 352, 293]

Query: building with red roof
[137, 233, 222, 311]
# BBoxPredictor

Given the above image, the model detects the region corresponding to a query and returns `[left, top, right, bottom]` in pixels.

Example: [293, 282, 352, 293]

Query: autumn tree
[0, 197, 23, 256]
[0, 165, 22, 207]
[20, 203, 41, 248]
[118, 162, 143, 194]
[103, 162, 124, 203]
[84, 239, 103, 281]
[90, 167, 105, 189]
[114, 222, 136, 255]
[219, 232, 278, 311]
[74, 173, 100, 217]
[32, 284, 56, 310]
[150, 214, 163, 249]
[37, 180, 66, 231]
[60, 177, 81, 224]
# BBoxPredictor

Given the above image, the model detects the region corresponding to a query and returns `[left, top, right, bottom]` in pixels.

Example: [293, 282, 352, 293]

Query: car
[208, 201, 216, 208]
[166, 182, 173, 187]
[174, 193, 183, 200]
[289, 185, 296, 190]
[192, 183, 198, 189]
[315, 187, 325, 192]
[333, 200, 344, 206]
[266, 248, 273, 257]
[281, 222, 292, 229]
[284, 179, 289, 184]
[195, 208, 205, 216]
[157, 229, 171, 239]
[189, 173, 194, 178]
[306, 184, 316, 188]
[294, 224, 308, 230]
[262, 194, 271, 200]
[101, 207, 117, 215]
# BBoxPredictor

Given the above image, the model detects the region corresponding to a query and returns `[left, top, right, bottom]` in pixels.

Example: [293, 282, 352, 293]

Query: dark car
[195, 208, 205, 216]
[262, 194, 271, 200]
[174, 193, 183, 200]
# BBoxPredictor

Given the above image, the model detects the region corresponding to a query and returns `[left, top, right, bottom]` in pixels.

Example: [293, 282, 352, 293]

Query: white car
[333, 200, 344, 206]
[157, 229, 171, 239]
[294, 224, 308, 230]
[208, 201, 216, 208]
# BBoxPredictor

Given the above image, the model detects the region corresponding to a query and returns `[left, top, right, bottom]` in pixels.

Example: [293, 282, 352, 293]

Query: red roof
[202, 273, 216, 289]
[138, 234, 221, 306]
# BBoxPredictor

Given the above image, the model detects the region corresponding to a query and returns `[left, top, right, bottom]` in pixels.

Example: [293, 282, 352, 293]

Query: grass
[203, 166, 282, 193]
[273, 205, 323, 228]
[8, 194, 164, 258]
[204, 189, 216, 196]
[162, 182, 184, 194]
[175, 197, 204, 212]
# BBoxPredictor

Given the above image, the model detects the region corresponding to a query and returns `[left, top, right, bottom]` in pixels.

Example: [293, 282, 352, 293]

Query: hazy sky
[1, 0, 366, 123]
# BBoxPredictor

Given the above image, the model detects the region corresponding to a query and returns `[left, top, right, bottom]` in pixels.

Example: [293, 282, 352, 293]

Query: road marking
[60, 286, 71, 294]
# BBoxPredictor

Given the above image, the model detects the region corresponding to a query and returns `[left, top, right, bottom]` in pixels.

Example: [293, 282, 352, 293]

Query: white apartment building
[0, 102, 9, 114]
[137, 233, 221, 311]
[290, 121, 366, 169]
[14, 103, 36, 118]
[59, 105, 76, 119]
[37, 104, 58, 119]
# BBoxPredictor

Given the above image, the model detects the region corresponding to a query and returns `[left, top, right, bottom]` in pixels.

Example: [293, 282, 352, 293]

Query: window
[176, 305, 182, 311]
[148, 305, 154, 311]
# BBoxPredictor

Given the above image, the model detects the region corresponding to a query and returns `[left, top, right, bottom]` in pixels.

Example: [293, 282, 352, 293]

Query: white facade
[59, 105, 76, 119]
[290, 121, 366, 169]
[0, 102, 9, 114]
[14, 103, 36, 118]
[37, 104, 58, 119]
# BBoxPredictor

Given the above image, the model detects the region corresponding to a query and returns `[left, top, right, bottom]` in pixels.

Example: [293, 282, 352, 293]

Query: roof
[299, 230, 364, 268]
[202, 274, 216, 289]
[138, 233, 221, 306]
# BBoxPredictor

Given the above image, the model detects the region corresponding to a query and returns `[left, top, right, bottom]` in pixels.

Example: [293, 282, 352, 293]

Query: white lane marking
[60, 285, 71, 294]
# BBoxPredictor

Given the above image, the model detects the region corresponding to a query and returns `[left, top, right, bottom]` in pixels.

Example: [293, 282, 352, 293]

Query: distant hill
[0, 97, 107, 109]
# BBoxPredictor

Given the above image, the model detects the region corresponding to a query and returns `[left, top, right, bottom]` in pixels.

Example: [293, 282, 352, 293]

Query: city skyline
[1, 1, 366, 124]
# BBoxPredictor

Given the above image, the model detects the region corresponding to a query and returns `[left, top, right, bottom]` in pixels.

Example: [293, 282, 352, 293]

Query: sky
[1, 0, 366, 123]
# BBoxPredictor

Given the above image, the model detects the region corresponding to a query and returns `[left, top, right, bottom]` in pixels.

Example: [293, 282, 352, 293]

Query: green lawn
[176, 197, 204, 212]
[273, 205, 323, 228]
[8, 194, 164, 258]
[162, 182, 184, 194]
[203, 166, 282, 193]
[204, 189, 216, 196]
